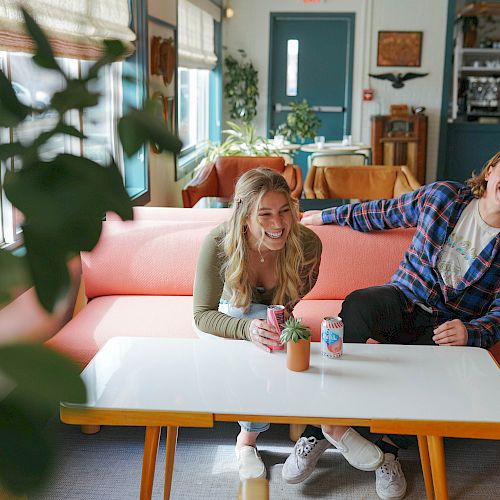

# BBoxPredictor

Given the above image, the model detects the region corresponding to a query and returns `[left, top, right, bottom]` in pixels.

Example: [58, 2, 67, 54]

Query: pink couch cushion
[306, 225, 415, 300]
[294, 299, 342, 341]
[82, 221, 218, 298]
[46, 296, 196, 366]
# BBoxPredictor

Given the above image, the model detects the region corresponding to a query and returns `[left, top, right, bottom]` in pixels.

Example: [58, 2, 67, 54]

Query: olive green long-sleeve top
[193, 223, 322, 340]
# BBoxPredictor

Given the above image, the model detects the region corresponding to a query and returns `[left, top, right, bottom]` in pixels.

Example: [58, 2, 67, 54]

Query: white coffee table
[60, 338, 500, 500]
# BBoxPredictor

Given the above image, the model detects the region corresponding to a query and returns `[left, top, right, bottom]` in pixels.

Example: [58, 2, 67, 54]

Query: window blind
[178, 0, 218, 70]
[0, 0, 136, 60]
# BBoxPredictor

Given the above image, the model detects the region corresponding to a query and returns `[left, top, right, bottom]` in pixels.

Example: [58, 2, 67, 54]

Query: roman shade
[0, 0, 136, 59]
[178, 0, 219, 70]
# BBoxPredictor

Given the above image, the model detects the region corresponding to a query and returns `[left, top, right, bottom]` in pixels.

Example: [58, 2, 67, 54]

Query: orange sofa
[181, 156, 303, 208]
[47, 207, 500, 366]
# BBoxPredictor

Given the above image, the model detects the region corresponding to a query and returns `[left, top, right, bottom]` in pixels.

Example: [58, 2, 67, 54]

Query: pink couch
[47, 207, 500, 366]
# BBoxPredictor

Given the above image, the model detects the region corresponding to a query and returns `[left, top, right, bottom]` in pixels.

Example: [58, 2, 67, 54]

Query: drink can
[321, 316, 343, 358]
[267, 305, 285, 351]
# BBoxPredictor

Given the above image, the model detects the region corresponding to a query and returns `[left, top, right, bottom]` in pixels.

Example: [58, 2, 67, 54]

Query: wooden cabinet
[371, 114, 428, 184]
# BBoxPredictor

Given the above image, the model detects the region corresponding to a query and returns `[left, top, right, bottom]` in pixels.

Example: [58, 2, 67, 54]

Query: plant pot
[286, 339, 310, 372]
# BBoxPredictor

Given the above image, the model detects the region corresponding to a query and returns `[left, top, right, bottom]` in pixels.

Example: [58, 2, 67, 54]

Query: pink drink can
[321, 316, 343, 358]
[267, 304, 285, 351]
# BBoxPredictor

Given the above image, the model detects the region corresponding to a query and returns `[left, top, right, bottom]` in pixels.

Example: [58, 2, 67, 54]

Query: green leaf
[4, 155, 133, 310]
[51, 80, 99, 114]
[86, 40, 126, 80]
[53, 122, 86, 140]
[0, 70, 31, 127]
[0, 343, 86, 412]
[119, 108, 182, 156]
[0, 250, 31, 305]
[0, 396, 53, 494]
[0, 143, 25, 162]
[21, 8, 61, 72]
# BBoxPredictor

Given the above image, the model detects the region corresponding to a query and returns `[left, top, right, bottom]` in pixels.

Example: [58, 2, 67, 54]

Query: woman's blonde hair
[466, 151, 500, 198]
[222, 168, 312, 311]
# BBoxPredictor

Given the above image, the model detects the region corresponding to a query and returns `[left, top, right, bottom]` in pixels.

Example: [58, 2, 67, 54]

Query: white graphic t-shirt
[437, 198, 499, 288]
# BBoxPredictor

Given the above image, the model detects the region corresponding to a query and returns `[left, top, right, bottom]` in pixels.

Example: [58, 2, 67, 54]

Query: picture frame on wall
[377, 31, 423, 67]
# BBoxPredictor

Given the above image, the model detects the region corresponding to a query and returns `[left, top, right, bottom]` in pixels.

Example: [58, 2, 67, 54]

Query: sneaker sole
[345, 451, 384, 472]
[375, 487, 406, 500]
[282, 468, 315, 484]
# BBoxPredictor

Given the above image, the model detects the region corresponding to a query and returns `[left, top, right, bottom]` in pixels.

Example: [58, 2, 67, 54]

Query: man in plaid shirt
[283, 152, 500, 500]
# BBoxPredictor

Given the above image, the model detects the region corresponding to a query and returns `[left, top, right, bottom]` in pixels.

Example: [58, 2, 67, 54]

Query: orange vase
[286, 339, 311, 372]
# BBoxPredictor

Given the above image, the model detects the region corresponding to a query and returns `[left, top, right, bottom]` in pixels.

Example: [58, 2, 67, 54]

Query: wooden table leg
[427, 435, 448, 500]
[417, 435, 434, 500]
[164, 426, 179, 500]
[140, 426, 161, 500]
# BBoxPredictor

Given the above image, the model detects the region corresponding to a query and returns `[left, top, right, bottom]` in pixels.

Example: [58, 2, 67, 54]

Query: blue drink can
[321, 316, 343, 358]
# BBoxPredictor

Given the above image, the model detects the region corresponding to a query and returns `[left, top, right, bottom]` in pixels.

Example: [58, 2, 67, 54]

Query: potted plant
[224, 49, 259, 123]
[276, 99, 321, 144]
[280, 317, 311, 372]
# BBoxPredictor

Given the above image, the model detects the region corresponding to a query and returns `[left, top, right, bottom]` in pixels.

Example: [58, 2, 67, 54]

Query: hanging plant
[276, 99, 321, 144]
[223, 49, 259, 123]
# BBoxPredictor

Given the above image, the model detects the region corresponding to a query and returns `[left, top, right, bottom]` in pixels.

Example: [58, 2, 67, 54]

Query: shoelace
[295, 436, 318, 457]
[380, 459, 402, 481]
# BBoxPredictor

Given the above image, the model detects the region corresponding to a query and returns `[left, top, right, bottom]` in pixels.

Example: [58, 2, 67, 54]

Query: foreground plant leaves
[0, 343, 85, 494]
[4, 156, 133, 310]
[119, 106, 182, 156]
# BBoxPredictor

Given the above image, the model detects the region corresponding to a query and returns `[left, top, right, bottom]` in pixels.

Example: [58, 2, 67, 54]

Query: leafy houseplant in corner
[280, 317, 311, 372]
[276, 99, 321, 144]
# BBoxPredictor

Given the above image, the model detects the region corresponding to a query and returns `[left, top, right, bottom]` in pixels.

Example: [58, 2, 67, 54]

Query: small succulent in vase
[280, 317, 311, 372]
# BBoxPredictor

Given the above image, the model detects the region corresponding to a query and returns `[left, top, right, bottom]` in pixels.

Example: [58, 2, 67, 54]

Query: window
[177, 0, 221, 179]
[178, 67, 209, 152]
[0, 50, 123, 247]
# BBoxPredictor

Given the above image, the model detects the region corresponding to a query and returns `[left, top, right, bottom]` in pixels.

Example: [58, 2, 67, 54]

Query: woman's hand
[432, 319, 468, 346]
[300, 211, 323, 226]
[249, 319, 281, 353]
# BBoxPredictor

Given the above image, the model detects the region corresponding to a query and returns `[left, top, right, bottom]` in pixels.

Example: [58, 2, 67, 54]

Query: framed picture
[377, 31, 423, 67]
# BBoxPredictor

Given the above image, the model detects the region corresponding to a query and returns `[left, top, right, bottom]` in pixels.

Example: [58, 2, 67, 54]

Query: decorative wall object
[148, 19, 177, 157]
[369, 72, 429, 89]
[377, 31, 423, 67]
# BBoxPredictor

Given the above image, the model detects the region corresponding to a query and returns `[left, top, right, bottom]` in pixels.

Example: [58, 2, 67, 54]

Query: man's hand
[249, 319, 281, 353]
[300, 211, 323, 226]
[432, 319, 468, 346]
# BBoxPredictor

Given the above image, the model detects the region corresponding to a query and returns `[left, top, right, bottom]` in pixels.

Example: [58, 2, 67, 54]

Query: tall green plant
[0, 8, 181, 495]
[276, 99, 321, 144]
[224, 50, 259, 123]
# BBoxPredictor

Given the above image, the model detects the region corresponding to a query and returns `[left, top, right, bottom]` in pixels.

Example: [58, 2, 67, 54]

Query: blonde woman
[193, 167, 324, 480]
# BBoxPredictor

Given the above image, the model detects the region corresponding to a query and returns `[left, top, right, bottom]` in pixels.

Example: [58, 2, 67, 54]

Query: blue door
[268, 13, 355, 177]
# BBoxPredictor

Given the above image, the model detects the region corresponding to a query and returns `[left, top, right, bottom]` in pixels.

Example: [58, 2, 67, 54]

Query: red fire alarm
[363, 88, 375, 101]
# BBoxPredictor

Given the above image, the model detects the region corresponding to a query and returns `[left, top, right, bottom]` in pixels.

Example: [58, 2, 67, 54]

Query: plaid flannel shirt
[321, 181, 500, 349]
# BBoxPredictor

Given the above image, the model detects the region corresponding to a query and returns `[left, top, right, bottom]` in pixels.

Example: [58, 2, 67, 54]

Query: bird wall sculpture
[368, 72, 429, 89]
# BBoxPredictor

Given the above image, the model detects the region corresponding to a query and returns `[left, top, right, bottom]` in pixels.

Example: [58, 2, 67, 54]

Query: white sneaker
[322, 427, 384, 471]
[282, 436, 330, 484]
[375, 453, 407, 500]
[235, 446, 266, 481]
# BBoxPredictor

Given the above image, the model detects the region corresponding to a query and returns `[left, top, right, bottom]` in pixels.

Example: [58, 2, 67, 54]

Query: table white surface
[300, 141, 371, 154]
[62, 337, 500, 424]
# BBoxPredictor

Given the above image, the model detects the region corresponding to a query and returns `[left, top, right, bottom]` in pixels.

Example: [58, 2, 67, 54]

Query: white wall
[223, 0, 449, 182]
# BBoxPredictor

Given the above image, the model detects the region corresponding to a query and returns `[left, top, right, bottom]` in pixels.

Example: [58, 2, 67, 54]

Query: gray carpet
[29, 419, 500, 499]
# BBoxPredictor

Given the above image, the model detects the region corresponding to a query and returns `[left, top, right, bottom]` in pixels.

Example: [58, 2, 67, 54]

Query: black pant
[303, 285, 436, 449]
[341, 285, 436, 346]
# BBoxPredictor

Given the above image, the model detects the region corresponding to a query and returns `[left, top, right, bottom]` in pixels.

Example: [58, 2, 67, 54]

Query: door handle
[274, 103, 345, 113]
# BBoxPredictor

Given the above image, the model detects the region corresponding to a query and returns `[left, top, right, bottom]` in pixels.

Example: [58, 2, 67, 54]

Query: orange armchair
[182, 156, 303, 208]
[304, 165, 421, 200]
